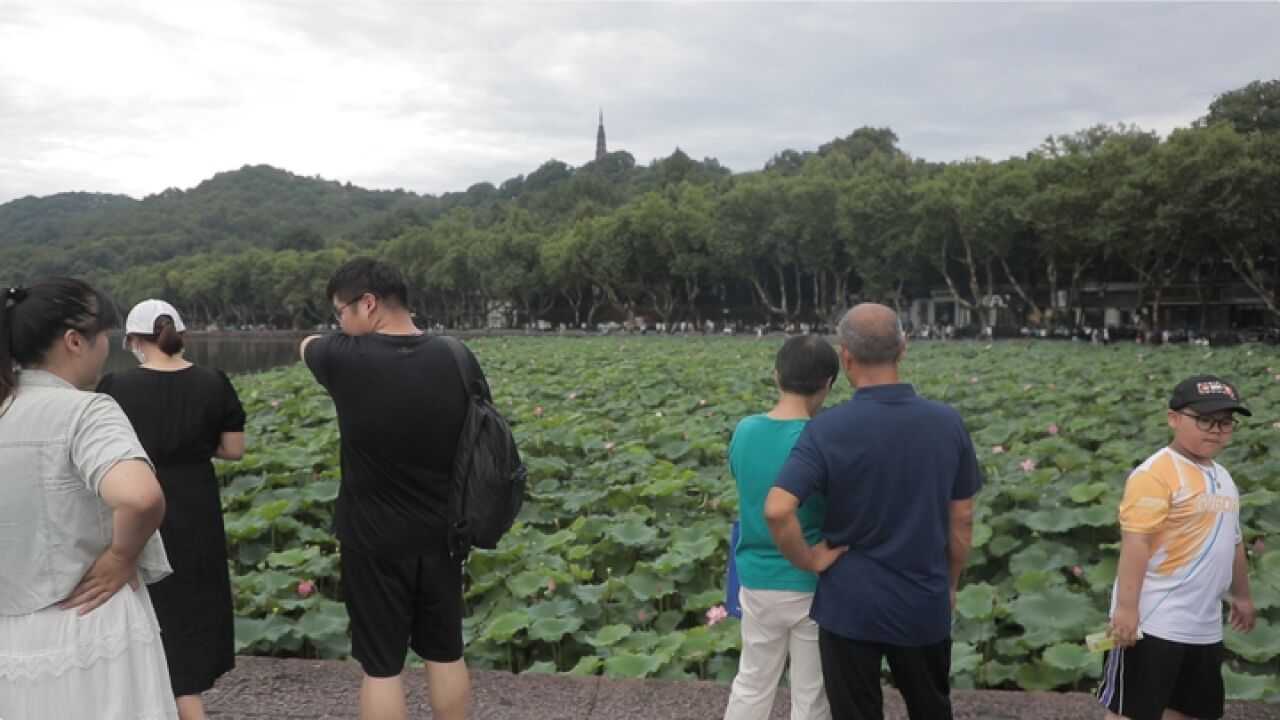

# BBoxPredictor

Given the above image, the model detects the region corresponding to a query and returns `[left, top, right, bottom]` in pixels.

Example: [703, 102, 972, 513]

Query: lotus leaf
[610, 521, 659, 547]
[603, 652, 664, 678]
[951, 642, 982, 674]
[1014, 570, 1054, 594]
[955, 583, 998, 620]
[1015, 661, 1082, 691]
[585, 624, 633, 647]
[482, 611, 531, 642]
[568, 656, 602, 675]
[1008, 586, 1101, 634]
[1223, 666, 1277, 701]
[1041, 642, 1093, 671]
[528, 617, 583, 643]
[1225, 618, 1280, 662]
[506, 571, 548, 598]
[1067, 481, 1108, 504]
[294, 602, 348, 638]
[1009, 542, 1080, 576]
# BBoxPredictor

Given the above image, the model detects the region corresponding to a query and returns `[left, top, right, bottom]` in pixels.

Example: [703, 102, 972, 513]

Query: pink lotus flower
[568, 390, 578, 399]
[533, 406, 544, 418]
[546, 580, 556, 592]
[1019, 458, 1037, 472]
[991, 445, 1005, 455]
[706, 605, 729, 627]
[1072, 566, 1083, 578]
[1255, 539, 1266, 555]
[298, 581, 314, 598]
[1048, 424, 1059, 436]
[698, 399, 707, 406]
[970, 376, 979, 384]
[636, 609, 648, 622]
[604, 441, 616, 452]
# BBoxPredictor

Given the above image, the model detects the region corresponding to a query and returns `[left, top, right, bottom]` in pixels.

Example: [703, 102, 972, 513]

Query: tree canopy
[3, 80, 1277, 332]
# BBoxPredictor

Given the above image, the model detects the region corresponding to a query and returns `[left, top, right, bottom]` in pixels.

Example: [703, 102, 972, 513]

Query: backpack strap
[441, 335, 478, 562]
[441, 335, 478, 400]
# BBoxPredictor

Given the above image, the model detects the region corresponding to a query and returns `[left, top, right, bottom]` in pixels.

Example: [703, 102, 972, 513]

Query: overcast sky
[1, 1, 1276, 204]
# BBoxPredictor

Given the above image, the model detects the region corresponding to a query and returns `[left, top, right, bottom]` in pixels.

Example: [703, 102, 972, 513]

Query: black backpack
[441, 336, 527, 561]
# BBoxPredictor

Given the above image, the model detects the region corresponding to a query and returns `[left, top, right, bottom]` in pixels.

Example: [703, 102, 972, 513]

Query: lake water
[103, 333, 309, 376]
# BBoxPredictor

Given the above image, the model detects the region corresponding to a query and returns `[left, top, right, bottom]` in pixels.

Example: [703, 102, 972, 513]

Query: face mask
[131, 348, 148, 364]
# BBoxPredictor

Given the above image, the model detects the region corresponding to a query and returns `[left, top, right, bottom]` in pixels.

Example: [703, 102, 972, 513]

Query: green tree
[1201, 79, 1280, 136]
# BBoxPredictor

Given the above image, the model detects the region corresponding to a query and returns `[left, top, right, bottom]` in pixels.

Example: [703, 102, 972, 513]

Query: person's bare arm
[1108, 530, 1155, 647]
[299, 334, 322, 361]
[1227, 542, 1256, 634]
[216, 431, 245, 461]
[60, 459, 165, 614]
[947, 497, 975, 611]
[764, 487, 845, 573]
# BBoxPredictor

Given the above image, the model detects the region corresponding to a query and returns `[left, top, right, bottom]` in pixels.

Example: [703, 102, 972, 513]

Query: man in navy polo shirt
[765, 303, 980, 720]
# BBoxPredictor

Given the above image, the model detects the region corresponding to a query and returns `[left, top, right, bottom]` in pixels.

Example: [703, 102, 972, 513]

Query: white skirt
[0, 581, 178, 720]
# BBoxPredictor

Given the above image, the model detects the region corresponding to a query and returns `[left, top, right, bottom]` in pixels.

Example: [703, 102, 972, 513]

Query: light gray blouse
[0, 369, 171, 615]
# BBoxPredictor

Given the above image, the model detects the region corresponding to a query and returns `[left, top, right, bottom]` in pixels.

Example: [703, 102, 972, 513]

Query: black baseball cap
[1169, 375, 1251, 416]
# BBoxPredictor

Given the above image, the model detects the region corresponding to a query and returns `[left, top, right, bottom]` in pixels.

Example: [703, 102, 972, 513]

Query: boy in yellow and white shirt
[1096, 375, 1257, 720]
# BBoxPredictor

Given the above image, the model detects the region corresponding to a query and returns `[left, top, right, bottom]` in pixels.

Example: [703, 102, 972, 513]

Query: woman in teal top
[724, 335, 841, 720]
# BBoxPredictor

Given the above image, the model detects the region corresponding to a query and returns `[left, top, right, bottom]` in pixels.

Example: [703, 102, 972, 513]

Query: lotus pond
[220, 337, 1280, 699]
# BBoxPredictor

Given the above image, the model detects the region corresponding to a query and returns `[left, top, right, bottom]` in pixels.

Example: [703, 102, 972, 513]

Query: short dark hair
[775, 335, 840, 395]
[325, 257, 409, 309]
[2, 277, 118, 404]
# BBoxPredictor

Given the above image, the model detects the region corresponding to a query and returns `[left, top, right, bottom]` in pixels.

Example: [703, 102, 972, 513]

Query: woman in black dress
[97, 299, 246, 720]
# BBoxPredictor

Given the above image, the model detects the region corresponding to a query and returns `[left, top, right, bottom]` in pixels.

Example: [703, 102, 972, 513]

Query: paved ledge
[205, 656, 1279, 719]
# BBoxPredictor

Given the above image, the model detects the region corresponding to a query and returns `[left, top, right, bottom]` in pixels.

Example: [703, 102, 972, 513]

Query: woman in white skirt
[0, 278, 178, 720]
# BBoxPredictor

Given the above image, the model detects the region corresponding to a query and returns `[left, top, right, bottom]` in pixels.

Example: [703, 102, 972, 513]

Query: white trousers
[724, 587, 830, 720]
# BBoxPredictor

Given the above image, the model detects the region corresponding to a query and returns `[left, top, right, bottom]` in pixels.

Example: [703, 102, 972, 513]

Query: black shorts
[340, 544, 464, 677]
[1096, 633, 1224, 720]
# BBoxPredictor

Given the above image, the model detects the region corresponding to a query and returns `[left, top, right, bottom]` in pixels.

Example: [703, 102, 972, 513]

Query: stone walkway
[204, 656, 1280, 719]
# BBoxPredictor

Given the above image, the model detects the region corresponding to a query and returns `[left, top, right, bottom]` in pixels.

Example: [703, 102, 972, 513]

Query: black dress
[97, 365, 246, 697]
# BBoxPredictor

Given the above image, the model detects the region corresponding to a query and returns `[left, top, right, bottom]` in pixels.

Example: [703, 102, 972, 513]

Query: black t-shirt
[96, 365, 246, 466]
[304, 332, 480, 556]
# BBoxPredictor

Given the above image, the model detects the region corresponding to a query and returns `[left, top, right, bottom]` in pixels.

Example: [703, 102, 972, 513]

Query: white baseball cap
[123, 299, 187, 347]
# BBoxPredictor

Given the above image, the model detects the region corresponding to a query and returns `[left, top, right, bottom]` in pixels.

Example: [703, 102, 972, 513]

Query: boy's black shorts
[340, 544, 464, 678]
[1096, 633, 1224, 720]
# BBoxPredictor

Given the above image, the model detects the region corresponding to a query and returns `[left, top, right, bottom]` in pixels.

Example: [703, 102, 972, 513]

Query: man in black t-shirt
[301, 257, 479, 720]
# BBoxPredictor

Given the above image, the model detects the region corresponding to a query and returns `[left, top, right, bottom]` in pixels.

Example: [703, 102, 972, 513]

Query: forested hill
[0, 165, 414, 274]
[0, 150, 732, 281]
[3, 79, 1276, 332]
[0, 192, 137, 246]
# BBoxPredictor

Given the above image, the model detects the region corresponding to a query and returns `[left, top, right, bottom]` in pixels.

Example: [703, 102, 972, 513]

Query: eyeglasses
[1176, 411, 1239, 433]
[332, 297, 361, 322]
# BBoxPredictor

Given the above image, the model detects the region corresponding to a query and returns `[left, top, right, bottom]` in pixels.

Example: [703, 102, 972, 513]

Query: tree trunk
[999, 255, 1043, 323]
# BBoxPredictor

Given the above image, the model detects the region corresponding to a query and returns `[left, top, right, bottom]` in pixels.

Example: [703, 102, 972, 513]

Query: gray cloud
[1, 2, 1276, 202]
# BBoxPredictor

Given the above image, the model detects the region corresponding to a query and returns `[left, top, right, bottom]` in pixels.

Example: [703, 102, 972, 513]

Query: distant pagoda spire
[595, 109, 607, 160]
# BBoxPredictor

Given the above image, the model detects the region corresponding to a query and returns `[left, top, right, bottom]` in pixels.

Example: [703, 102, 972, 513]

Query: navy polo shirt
[775, 383, 981, 646]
